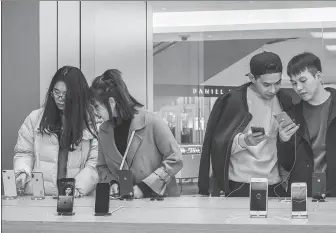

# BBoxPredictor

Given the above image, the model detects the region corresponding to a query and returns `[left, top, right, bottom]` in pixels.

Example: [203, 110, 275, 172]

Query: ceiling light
[311, 32, 336, 39]
[326, 45, 336, 51]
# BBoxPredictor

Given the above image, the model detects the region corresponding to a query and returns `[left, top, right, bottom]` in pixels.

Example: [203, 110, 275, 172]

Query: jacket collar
[100, 108, 147, 133]
[237, 82, 294, 112]
[326, 87, 336, 127]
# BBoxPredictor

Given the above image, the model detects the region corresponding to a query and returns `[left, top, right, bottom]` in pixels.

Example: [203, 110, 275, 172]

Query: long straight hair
[39, 66, 97, 151]
[90, 69, 143, 125]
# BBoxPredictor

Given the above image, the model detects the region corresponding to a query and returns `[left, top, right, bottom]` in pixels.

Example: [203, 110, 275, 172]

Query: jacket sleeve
[142, 116, 183, 195]
[277, 105, 297, 172]
[198, 94, 228, 195]
[13, 112, 36, 180]
[74, 137, 100, 195]
[231, 133, 248, 154]
[96, 135, 116, 183]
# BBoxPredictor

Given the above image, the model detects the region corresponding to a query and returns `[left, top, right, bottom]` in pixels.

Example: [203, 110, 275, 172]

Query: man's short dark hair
[287, 52, 322, 78]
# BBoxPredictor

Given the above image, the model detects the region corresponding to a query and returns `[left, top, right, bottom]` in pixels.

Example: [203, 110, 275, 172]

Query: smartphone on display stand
[291, 182, 308, 218]
[31, 172, 45, 200]
[56, 178, 76, 215]
[95, 183, 112, 216]
[2, 170, 18, 199]
[250, 178, 268, 218]
[312, 172, 327, 202]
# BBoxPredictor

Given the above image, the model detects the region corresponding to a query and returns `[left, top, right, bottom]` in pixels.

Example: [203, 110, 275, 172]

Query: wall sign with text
[154, 84, 236, 97]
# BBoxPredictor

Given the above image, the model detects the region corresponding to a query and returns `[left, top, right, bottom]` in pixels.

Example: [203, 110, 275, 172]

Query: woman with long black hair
[14, 66, 99, 197]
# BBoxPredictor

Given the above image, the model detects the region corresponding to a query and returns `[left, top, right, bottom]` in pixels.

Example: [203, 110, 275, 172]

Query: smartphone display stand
[31, 196, 45, 200]
[291, 213, 308, 219]
[312, 194, 326, 202]
[2, 196, 17, 200]
[250, 212, 267, 218]
[94, 212, 112, 216]
[57, 212, 75, 216]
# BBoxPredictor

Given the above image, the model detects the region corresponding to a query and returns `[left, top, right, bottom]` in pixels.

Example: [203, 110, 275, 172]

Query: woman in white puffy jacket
[13, 66, 99, 197]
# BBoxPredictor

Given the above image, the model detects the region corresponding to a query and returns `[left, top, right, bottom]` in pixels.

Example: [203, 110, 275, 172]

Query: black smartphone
[57, 178, 75, 215]
[312, 172, 327, 200]
[57, 196, 74, 215]
[117, 170, 134, 199]
[251, 126, 265, 135]
[95, 183, 111, 215]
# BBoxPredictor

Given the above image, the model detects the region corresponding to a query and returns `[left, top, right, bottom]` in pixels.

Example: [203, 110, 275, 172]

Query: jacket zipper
[223, 113, 251, 195]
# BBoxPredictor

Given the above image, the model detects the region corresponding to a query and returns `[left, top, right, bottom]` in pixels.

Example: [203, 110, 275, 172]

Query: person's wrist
[239, 133, 248, 148]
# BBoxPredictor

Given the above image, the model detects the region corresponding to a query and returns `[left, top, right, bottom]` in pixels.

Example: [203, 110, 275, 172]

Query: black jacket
[198, 83, 294, 195]
[283, 87, 336, 197]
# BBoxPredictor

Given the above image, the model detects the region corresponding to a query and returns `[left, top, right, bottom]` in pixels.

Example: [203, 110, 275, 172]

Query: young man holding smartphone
[286, 52, 336, 197]
[198, 51, 299, 197]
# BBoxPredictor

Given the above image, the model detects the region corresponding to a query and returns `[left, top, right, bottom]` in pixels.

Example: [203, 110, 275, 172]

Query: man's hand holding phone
[278, 120, 299, 142]
[239, 127, 268, 147]
[274, 112, 300, 142]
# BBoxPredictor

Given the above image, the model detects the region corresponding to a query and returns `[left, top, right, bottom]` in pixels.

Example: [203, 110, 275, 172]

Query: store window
[150, 1, 336, 194]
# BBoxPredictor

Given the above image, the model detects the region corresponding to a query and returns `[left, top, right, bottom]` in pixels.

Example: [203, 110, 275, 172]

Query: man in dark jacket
[286, 52, 336, 197]
[198, 51, 299, 197]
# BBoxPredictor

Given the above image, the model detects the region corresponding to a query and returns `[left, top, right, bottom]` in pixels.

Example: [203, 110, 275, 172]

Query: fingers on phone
[285, 123, 299, 132]
[287, 125, 299, 135]
[252, 132, 264, 137]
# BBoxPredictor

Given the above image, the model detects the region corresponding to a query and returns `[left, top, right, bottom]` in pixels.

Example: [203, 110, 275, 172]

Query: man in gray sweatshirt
[198, 51, 299, 197]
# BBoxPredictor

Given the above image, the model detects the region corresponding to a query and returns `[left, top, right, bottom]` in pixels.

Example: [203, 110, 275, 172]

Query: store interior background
[2, 1, 336, 195]
[151, 1, 336, 193]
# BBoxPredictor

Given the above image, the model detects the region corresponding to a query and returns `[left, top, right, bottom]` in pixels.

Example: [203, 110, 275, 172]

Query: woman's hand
[74, 188, 83, 198]
[133, 185, 144, 199]
[15, 173, 27, 193]
[110, 183, 119, 196]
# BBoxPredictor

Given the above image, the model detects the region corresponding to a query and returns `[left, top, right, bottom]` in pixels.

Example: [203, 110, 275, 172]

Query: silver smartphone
[31, 172, 45, 197]
[2, 170, 18, 197]
[250, 178, 268, 217]
[291, 182, 308, 217]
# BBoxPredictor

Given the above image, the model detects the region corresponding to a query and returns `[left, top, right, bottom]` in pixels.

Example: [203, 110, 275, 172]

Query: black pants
[227, 180, 289, 197]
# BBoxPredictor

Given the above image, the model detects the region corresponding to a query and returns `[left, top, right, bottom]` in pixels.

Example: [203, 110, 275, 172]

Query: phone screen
[58, 179, 75, 197]
[292, 185, 307, 212]
[95, 183, 110, 214]
[250, 181, 267, 211]
[251, 127, 265, 134]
